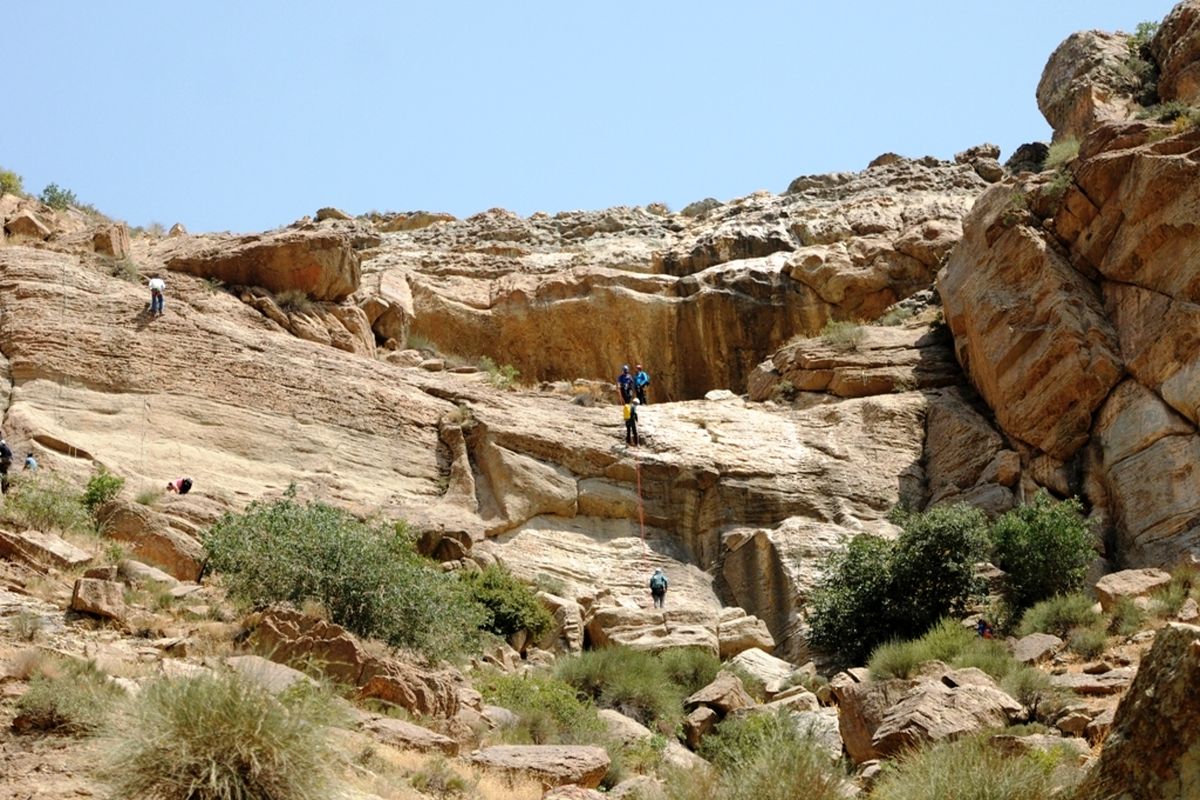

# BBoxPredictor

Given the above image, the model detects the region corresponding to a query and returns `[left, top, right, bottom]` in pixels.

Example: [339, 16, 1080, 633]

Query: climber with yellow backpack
[623, 398, 640, 446]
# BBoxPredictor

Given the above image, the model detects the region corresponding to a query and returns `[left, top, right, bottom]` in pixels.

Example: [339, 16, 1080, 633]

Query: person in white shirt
[148, 276, 166, 317]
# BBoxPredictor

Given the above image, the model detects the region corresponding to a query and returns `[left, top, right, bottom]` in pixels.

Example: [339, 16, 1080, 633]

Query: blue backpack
[650, 573, 667, 592]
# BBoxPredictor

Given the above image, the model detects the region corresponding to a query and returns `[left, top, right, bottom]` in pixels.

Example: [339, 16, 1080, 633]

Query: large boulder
[359, 715, 459, 755]
[1151, 1, 1200, 105]
[70, 578, 126, 621]
[685, 671, 756, 716]
[870, 673, 1025, 757]
[585, 605, 719, 655]
[1079, 623, 1200, 799]
[716, 607, 775, 658]
[1036, 30, 1140, 141]
[834, 679, 917, 764]
[95, 500, 203, 581]
[469, 745, 610, 790]
[0, 529, 92, 571]
[728, 648, 797, 695]
[164, 228, 361, 301]
[4, 210, 51, 241]
[1095, 568, 1173, 612]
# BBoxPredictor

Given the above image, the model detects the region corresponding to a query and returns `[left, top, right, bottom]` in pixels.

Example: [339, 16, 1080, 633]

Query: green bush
[1001, 667, 1070, 723]
[474, 671, 604, 745]
[82, 467, 125, 513]
[202, 491, 483, 657]
[657, 647, 722, 696]
[409, 757, 475, 798]
[990, 492, 1093, 615]
[0, 167, 24, 196]
[869, 734, 1082, 800]
[680, 710, 847, 800]
[868, 639, 925, 680]
[1067, 626, 1108, 659]
[478, 356, 520, 390]
[1017, 593, 1100, 638]
[807, 504, 988, 664]
[275, 288, 313, 313]
[39, 182, 78, 210]
[555, 647, 685, 728]
[1043, 138, 1080, 171]
[460, 564, 552, 642]
[3, 473, 92, 534]
[1108, 596, 1146, 637]
[99, 671, 337, 800]
[16, 658, 123, 734]
[868, 619, 1018, 681]
[819, 319, 864, 351]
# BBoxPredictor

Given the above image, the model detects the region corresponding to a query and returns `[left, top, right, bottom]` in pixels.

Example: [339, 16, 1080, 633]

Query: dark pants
[652, 590, 665, 609]
[620, 386, 633, 403]
[150, 291, 164, 315]
[625, 419, 639, 446]
[636, 386, 647, 405]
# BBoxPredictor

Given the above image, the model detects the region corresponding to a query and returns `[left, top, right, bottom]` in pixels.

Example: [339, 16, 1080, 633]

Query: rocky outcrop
[69, 578, 126, 621]
[469, 745, 610, 790]
[160, 227, 361, 301]
[684, 671, 756, 717]
[1079, 623, 1200, 799]
[1036, 30, 1140, 142]
[1095, 568, 1173, 612]
[95, 500, 203, 581]
[1152, 1, 1200, 105]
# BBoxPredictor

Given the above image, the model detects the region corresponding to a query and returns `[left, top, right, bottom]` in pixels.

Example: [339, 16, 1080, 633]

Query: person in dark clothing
[0, 438, 11, 494]
[617, 364, 634, 403]
[623, 399, 640, 446]
[634, 364, 650, 405]
[650, 568, 668, 608]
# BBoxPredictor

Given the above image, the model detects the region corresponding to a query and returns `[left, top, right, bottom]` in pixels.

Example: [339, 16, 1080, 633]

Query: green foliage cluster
[869, 619, 1017, 681]
[669, 710, 847, 800]
[275, 288, 313, 313]
[82, 467, 125, 513]
[17, 658, 123, 734]
[478, 355, 520, 389]
[459, 564, 553, 642]
[474, 671, 604, 745]
[1017, 593, 1100, 639]
[1043, 138, 1079, 172]
[554, 646, 722, 728]
[408, 758, 474, 799]
[807, 504, 988, 664]
[2, 473, 92, 534]
[100, 671, 338, 800]
[202, 491, 483, 657]
[39, 182, 78, 210]
[0, 166, 24, 196]
[990, 493, 1093, 615]
[818, 319, 865, 351]
[868, 733, 1082, 800]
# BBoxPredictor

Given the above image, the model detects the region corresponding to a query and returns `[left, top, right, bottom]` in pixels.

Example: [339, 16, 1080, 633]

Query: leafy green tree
[460, 564, 552, 641]
[990, 492, 1093, 614]
[0, 167, 23, 197]
[39, 183, 78, 210]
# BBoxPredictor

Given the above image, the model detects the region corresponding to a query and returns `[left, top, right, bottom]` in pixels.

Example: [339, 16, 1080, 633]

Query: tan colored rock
[167, 222, 187, 237]
[96, 500, 203, 581]
[716, 607, 774, 659]
[939, 182, 1123, 460]
[360, 715, 458, 755]
[92, 224, 130, 258]
[1095, 568, 1173, 612]
[1085, 706, 1116, 745]
[989, 733, 1090, 764]
[316, 207, 353, 222]
[586, 605, 719, 655]
[685, 671, 755, 715]
[684, 705, 718, 749]
[0, 529, 92, 571]
[118, 558, 179, 588]
[1151, 1, 1200, 104]
[870, 678, 1024, 757]
[729, 648, 796, 695]
[4, 210, 51, 240]
[923, 389, 1006, 505]
[1036, 30, 1140, 142]
[162, 227, 360, 301]
[1011, 633, 1063, 665]
[543, 787, 605, 800]
[834, 679, 917, 764]
[537, 592, 584, 654]
[1179, 597, 1200, 622]
[469, 745, 610, 790]
[70, 578, 126, 621]
[1079, 623, 1200, 799]
[226, 654, 315, 695]
[1049, 667, 1136, 696]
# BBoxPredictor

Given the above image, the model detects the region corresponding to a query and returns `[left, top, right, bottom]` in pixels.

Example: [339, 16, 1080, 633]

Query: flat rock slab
[469, 745, 610, 789]
[0, 529, 92, 570]
[1095, 568, 1172, 613]
[360, 715, 458, 755]
[70, 578, 125, 621]
[226, 654, 315, 695]
[1012, 632, 1064, 665]
[1049, 668, 1136, 696]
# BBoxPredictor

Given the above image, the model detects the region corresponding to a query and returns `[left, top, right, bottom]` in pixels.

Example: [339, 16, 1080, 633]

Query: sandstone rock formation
[1036, 30, 1141, 142]
[469, 745, 610, 790]
[1095, 568, 1173, 612]
[1152, 0, 1200, 105]
[1079, 623, 1200, 799]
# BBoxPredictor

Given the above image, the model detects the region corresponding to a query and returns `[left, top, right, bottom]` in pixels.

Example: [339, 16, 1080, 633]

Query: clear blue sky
[3, 1, 1175, 233]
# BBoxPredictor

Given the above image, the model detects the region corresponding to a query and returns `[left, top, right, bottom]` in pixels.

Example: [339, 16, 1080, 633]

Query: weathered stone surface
[1049, 667, 1136, 696]
[870, 678, 1025, 757]
[834, 679, 917, 764]
[225, 654, 314, 695]
[1095, 568, 1173, 613]
[4, 210, 51, 240]
[716, 607, 775, 659]
[315, 207, 353, 222]
[92, 224, 130, 258]
[1152, 1, 1200, 105]
[684, 705, 718, 750]
[118, 558, 179, 588]
[685, 671, 756, 715]
[161, 227, 360, 301]
[469, 745, 610, 789]
[0, 529, 92, 570]
[360, 715, 459, 755]
[1011, 633, 1063, 665]
[729, 648, 797, 695]
[537, 592, 584, 654]
[167, 222, 187, 237]
[96, 500, 203, 581]
[989, 733, 1090, 763]
[1079, 623, 1200, 799]
[939, 182, 1123, 461]
[69, 578, 125, 621]
[1037, 29, 1140, 142]
[585, 605, 719, 654]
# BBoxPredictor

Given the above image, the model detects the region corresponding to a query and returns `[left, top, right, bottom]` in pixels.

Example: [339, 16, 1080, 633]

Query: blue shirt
[635, 370, 650, 387]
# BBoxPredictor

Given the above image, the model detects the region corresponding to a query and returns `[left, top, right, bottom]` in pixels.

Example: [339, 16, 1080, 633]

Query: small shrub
[275, 288, 313, 313]
[952, 637, 1019, 680]
[99, 670, 337, 800]
[475, 671, 604, 745]
[869, 734, 1082, 800]
[82, 467, 125, 513]
[1017, 593, 1100, 638]
[1109, 596, 1146, 637]
[878, 305, 916, 326]
[819, 319, 864, 351]
[990, 492, 1093, 616]
[869, 639, 924, 680]
[16, 658, 123, 734]
[4, 473, 92, 534]
[1067, 625, 1108, 659]
[868, 619, 1018, 681]
[409, 758, 475, 799]
[478, 355, 520, 390]
[657, 647, 722, 696]
[203, 277, 226, 294]
[555, 647, 684, 727]
[202, 491, 483, 657]
[405, 332, 437, 353]
[108, 258, 141, 283]
[1044, 169, 1073, 201]
[1136, 100, 1196, 122]
[135, 487, 163, 506]
[532, 572, 568, 597]
[770, 379, 797, 402]
[0, 167, 24, 197]
[1044, 138, 1080, 171]
[9, 610, 44, 642]
[39, 182, 79, 210]
[460, 564, 553, 642]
